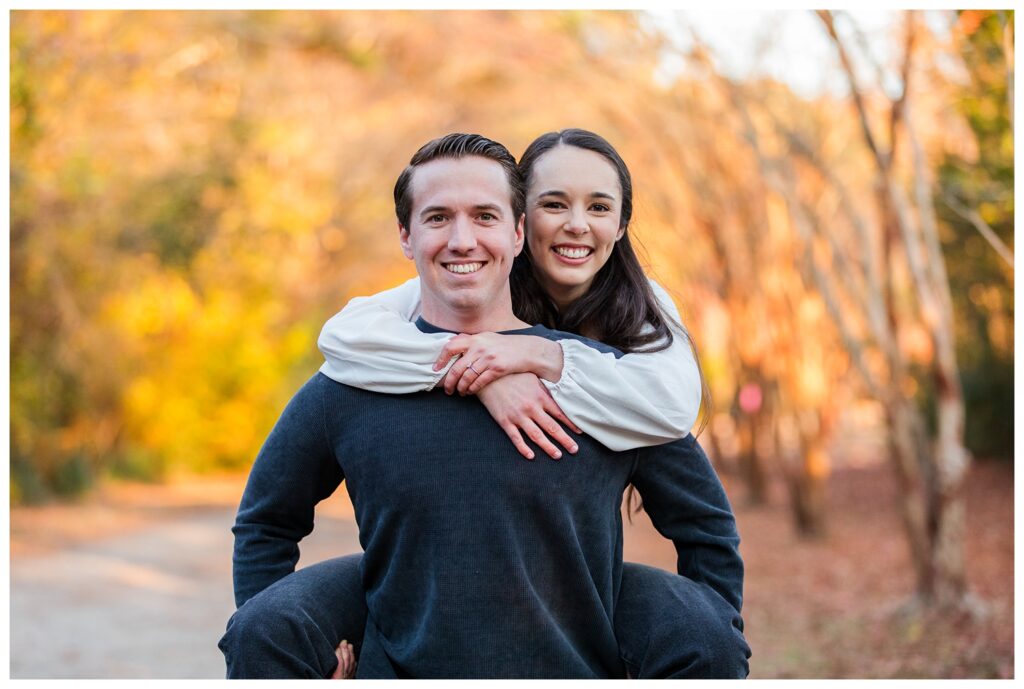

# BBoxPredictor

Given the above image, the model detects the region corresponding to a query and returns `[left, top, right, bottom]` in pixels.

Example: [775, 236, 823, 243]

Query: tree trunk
[737, 413, 767, 505]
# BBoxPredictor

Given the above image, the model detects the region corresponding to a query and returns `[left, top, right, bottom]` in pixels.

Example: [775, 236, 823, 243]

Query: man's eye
[428, 214, 447, 223]
[480, 213, 496, 221]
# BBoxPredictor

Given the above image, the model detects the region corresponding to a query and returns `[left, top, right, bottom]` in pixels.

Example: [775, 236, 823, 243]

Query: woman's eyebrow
[536, 189, 617, 201]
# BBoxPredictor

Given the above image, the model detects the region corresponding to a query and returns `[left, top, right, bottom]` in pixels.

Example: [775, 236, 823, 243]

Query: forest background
[9, 9, 1014, 679]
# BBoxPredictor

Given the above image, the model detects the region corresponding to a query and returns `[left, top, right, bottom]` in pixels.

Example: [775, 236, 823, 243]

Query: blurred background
[9, 9, 1013, 679]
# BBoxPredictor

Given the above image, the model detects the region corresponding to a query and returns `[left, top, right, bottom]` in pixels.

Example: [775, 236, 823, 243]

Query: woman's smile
[551, 244, 594, 262]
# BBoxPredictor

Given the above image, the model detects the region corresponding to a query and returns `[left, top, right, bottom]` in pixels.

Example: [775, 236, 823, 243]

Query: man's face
[400, 155, 525, 323]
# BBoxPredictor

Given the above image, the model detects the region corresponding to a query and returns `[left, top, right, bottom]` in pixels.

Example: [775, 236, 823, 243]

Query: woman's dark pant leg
[615, 562, 750, 678]
[218, 554, 367, 679]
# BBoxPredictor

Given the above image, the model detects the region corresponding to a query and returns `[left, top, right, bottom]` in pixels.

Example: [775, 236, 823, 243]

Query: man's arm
[231, 374, 345, 608]
[629, 434, 744, 612]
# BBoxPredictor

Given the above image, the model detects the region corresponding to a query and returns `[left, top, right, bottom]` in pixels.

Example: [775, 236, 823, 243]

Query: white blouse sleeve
[539, 278, 702, 452]
[317, 277, 455, 394]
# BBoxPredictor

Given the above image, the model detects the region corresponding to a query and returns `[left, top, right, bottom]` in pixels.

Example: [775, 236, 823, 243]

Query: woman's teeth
[554, 246, 593, 259]
[445, 262, 483, 274]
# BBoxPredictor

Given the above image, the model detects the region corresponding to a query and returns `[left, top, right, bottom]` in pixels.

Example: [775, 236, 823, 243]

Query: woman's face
[525, 145, 625, 311]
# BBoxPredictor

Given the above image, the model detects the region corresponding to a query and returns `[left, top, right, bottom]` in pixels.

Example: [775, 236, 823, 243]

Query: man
[220, 133, 749, 678]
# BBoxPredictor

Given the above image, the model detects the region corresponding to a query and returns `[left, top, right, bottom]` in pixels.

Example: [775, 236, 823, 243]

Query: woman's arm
[317, 278, 575, 460]
[540, 279, 702, 452]
[317, 277, 454, 394]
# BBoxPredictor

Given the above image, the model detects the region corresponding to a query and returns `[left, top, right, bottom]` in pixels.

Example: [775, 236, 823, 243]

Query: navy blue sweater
[231, 322, 743, 678]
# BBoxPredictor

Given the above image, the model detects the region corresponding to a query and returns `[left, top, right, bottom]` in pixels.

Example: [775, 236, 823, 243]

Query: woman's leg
[615, 562, 751, 678]
[218, 554, 367, 679]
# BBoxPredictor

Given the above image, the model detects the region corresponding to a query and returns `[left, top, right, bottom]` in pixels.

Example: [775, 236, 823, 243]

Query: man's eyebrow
[473, 203, 504, 214]
[418, 205, 451, 218]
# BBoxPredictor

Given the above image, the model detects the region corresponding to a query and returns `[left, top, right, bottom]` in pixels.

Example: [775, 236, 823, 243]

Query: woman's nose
[564, 208, 589, 234]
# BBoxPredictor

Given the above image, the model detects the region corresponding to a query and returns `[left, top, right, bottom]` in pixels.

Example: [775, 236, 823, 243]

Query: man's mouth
[443, 262, 484, 274]
[552, 245, 593, 260]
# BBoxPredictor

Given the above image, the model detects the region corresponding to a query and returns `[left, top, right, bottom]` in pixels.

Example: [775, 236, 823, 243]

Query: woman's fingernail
[553, 451, 561, 459]
[570, 444, 578, 453]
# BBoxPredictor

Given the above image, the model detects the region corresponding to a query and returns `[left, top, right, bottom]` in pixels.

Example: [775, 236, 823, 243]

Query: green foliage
[937, 10, 1014, 459]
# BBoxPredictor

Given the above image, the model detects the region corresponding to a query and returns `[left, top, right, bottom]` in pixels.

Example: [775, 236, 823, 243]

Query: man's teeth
[445, 262, 483, 274]
[554, 246, 593, 259]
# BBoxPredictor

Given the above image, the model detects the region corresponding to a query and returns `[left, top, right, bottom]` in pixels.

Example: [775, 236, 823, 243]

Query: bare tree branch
[942, 193, 1015, 268]
[887, 11, 916, 167]
[817, 10, 889, 171]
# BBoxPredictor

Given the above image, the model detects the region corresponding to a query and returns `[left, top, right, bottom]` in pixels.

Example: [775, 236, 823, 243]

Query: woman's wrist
[528, 337, 564, 382]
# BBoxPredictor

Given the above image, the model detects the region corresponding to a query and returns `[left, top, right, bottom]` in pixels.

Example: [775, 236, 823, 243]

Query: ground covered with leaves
[624, 459, 1014, 679]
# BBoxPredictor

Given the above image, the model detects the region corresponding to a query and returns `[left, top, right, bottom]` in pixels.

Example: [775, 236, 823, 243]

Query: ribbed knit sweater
[231, 320, 743, 678]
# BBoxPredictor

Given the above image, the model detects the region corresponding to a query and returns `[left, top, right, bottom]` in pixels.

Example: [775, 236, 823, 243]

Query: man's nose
[448, 215, 478, 252]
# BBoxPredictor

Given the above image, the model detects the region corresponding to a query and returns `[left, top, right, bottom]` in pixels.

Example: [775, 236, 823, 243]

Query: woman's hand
[476, 373, 582, 460]
[435, 333, 564, 395]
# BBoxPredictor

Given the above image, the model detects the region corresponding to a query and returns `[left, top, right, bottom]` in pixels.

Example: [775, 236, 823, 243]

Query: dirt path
[10, 476, 361, 679]
[10, 462, 1013, 678]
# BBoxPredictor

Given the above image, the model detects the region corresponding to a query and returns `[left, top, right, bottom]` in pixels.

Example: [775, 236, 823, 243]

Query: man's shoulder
[636, 432, 704, 461]
[528, 325, 624, 359]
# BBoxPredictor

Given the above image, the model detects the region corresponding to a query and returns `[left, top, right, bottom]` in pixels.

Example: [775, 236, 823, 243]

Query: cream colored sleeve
[540, 278, 702, 451]
[317, 277, 455, 393]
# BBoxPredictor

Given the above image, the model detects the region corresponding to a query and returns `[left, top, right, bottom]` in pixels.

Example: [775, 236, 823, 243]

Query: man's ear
[399, 224, 414, 260]
[513, 213, 526, 256]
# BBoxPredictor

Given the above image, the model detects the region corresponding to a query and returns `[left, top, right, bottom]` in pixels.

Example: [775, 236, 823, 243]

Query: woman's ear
[616, 225, 626, 241]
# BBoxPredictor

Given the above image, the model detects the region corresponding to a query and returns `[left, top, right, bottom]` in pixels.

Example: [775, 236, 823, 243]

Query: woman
[225, 129, 748, 678]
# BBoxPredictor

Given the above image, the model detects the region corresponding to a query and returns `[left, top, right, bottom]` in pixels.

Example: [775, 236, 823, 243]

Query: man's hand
[435, 333, 564, 395]
[330, 640, 356, 679]
[477, 373, 582, 460]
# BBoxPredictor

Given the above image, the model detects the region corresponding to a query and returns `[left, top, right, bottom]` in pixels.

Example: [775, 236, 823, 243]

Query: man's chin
[442, 293, 486, 313]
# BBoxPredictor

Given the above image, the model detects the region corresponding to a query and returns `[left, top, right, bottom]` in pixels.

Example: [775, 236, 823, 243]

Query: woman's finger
[537, 414, 578, 455]
[434, 335, 471, 371]
[456, 363, 482, 396]
[520, 418, 562, 460]
[543, 397, 583, 435]
[502, 423, 535, 460]
[444, 357, 475, 395]
[467, 370, 501, 394]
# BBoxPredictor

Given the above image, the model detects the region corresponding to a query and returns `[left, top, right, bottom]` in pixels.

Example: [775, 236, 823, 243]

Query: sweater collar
[415, 316, 549, 337]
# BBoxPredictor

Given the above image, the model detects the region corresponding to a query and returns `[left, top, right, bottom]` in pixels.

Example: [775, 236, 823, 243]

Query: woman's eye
[542, 201, 565, 210]
[591, 203, 610, 213]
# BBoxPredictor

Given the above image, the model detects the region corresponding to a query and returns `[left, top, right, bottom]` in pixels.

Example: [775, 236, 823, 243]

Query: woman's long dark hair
[510, 129, 674, 355]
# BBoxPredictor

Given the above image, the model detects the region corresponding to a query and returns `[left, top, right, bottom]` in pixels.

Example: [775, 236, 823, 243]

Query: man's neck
[419, 303, 529, 334]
